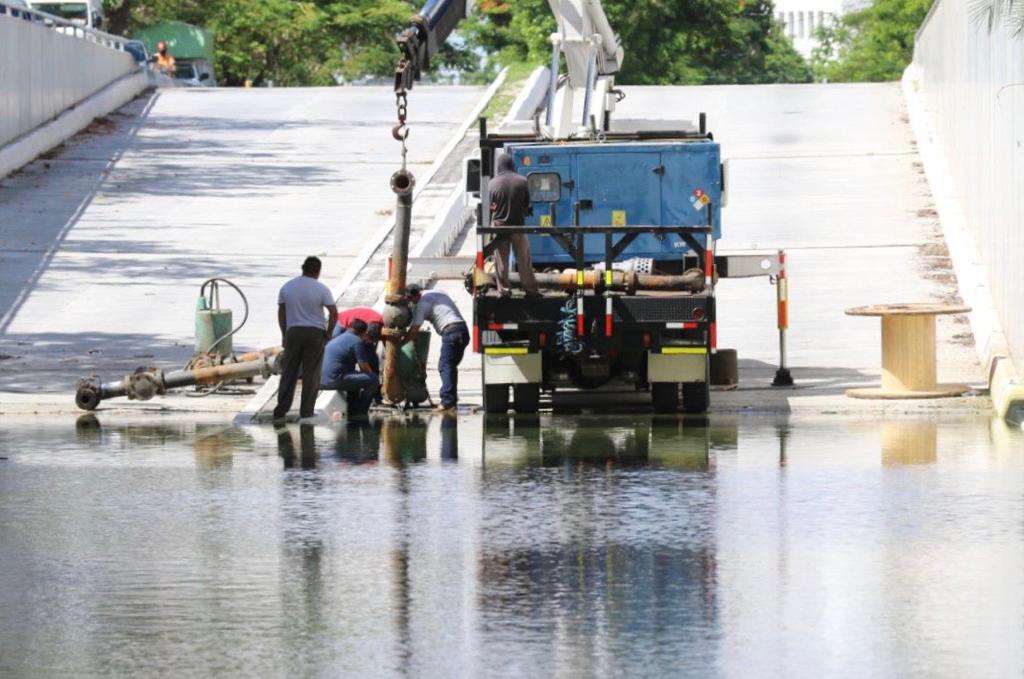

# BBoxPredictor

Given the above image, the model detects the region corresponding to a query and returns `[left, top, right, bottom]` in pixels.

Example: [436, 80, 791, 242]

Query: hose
[186, 278, 250, 397]
[199, 278, 249, 357]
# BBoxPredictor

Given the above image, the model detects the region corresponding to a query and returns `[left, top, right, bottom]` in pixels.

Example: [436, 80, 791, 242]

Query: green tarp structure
[135, 21, 214, 63]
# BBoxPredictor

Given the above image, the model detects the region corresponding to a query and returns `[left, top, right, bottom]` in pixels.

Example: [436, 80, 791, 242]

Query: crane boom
[395, 0, 625, 139]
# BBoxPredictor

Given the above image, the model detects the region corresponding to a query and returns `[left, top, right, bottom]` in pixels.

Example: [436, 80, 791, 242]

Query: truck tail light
[692, 307, 705, 321]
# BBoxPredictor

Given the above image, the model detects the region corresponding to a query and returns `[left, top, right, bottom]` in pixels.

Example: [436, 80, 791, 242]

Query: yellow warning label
[612, 210, 627, 227]
[540, 214, 552, 227]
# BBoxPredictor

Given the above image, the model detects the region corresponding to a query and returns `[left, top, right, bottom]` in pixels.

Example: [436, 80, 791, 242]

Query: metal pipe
[504, 268, 704, 292]
[545, 40, 560, 128]
[382, 169, 417, 404]
[74, 347, 283, 411]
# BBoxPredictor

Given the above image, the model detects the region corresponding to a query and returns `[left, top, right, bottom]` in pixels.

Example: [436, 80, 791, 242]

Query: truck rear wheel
[512, 384, 541, 414]
[483, 384, 510, 414]
[682, 382, 709, 414]
[651, 383, 679, 413]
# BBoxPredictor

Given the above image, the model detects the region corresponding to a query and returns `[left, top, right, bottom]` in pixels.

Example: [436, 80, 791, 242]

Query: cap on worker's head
[367, 322, 382, 341]
[301, 256, 322, 276]
[406, 284, 423, 298]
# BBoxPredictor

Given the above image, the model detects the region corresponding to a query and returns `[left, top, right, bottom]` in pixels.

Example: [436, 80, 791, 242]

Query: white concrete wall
[911, 0, 1024, 366]
[0, 11, 137, 147]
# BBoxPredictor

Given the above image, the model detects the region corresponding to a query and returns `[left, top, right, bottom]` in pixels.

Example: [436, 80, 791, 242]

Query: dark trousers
[439, 323, 469, 408]
[274, 326, 326, 419]
[323, 372, 380, 415]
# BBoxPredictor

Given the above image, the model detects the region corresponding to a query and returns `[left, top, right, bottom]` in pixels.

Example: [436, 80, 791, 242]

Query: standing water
[0, 414, 1021, 677]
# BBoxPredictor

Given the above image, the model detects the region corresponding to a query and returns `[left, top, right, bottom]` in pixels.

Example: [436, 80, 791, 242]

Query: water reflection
[881, 420, 938, 466]
[1, 415, 1022, 677]
[277, 424, 319, 470]
[481, 415, 723, 469]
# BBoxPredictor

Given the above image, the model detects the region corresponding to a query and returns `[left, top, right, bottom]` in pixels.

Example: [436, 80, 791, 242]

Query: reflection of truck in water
[135, 21, 217, 87]
[27, 0, 105, 30]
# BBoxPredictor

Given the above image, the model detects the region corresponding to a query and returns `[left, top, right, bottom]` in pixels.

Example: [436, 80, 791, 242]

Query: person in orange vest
[153, 41, 176, 76]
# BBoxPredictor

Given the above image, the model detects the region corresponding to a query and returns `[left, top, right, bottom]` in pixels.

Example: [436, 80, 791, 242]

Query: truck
[135, 21, 216, 87]
[27, 0, 104, 30]
[395, 0, 787, 414]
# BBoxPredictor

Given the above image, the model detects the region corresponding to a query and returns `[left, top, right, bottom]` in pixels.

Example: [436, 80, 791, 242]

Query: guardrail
[0, 0, 129, 51]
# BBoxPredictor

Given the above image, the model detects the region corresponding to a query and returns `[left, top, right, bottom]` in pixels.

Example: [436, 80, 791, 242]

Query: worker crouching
[321, 319, 381, 417]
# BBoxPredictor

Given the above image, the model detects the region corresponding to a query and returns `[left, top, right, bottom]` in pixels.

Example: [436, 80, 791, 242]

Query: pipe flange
[75, 377, 102, 411]
[390, 169, 416, 196]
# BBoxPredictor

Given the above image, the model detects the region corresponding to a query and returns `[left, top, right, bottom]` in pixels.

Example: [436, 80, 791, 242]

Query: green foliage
[462, 0, 811, 85]
[105, 0, 811, 87]
[104, 0, 418, 86]
[810, 0, 934, 82]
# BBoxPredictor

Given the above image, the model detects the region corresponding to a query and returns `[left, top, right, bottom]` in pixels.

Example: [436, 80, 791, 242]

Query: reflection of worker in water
[405, 285, 468, 415]
[277, 424, 318, 469]
[153, 41, 175, 75]
[273, 256, 338, 421]
[491, 153, 540, 297]
[321, 319, 380, 416]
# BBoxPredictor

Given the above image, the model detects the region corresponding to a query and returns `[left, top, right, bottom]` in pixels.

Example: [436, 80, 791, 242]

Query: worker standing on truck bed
[273, 256, 338, 421]
[490, 154, 540, 298]
[404, 285, 469, 415]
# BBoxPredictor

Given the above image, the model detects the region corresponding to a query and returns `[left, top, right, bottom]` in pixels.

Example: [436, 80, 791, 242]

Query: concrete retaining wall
[0, 10, 139, 149]
[911, 0, 1024, 372]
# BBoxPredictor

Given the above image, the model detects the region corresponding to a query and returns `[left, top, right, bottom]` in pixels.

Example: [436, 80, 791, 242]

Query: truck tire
[682, 382, 709, 414]
[651, 383, 679, 413]
[483, 384, 510, 414]
[513, 384, 541, 414]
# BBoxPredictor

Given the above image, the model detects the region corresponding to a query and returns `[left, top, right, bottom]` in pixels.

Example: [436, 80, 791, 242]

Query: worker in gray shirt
[404, 285, 468, 414]
[490, 153, 540, 297]
[274, 256, 338, 420]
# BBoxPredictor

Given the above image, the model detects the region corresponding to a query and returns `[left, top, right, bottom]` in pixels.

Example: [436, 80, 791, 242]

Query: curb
[901, 65, 1024, 425]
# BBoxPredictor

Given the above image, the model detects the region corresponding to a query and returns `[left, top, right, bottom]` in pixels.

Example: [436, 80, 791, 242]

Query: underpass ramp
[0, 86, 483, 397]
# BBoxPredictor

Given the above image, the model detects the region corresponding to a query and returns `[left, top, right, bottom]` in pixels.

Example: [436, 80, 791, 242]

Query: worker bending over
[490, 153, 540, 297]
[321, 319, 380, 416]
[332, 306, 383, 337]
[405, 285, 468, 415]
[274, 256, 337, 421]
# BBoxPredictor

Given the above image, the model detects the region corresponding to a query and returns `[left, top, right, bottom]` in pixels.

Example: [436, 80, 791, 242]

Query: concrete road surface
[0, 86, 483, 394]
[427, 82, 982, 415]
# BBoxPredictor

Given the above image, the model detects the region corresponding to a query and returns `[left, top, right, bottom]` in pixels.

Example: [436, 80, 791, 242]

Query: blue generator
[506, 140, 723, 268]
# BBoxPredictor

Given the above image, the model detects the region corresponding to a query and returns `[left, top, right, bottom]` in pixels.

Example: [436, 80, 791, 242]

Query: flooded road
[1, 414, 1021, 677]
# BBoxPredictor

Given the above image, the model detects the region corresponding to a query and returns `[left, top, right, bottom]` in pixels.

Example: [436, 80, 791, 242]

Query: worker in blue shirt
[320, 319, 380, 416]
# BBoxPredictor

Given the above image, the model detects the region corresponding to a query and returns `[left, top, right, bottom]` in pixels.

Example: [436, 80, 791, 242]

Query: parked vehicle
[26, 0, 105, 30]
[123, 39, 149, 69]
[135, 21, 216, 87]
[173, 60, 216, 87]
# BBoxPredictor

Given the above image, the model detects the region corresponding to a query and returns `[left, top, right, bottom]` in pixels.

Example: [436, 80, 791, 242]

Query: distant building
[774, 0, 872, 59]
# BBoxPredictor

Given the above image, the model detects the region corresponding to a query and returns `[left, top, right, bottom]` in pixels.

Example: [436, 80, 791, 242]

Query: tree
[462, 0, 811, 85]
[810, 0, 934, 82]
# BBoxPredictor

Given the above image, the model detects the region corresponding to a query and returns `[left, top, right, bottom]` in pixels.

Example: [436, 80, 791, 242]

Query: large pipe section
[74, 347, 282, 411]
[382, 169, 417, 404]
[483, 268, 706, 294]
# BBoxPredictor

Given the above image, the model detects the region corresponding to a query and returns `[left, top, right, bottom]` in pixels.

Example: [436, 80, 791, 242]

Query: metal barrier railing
[0, 0, 128, 52]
